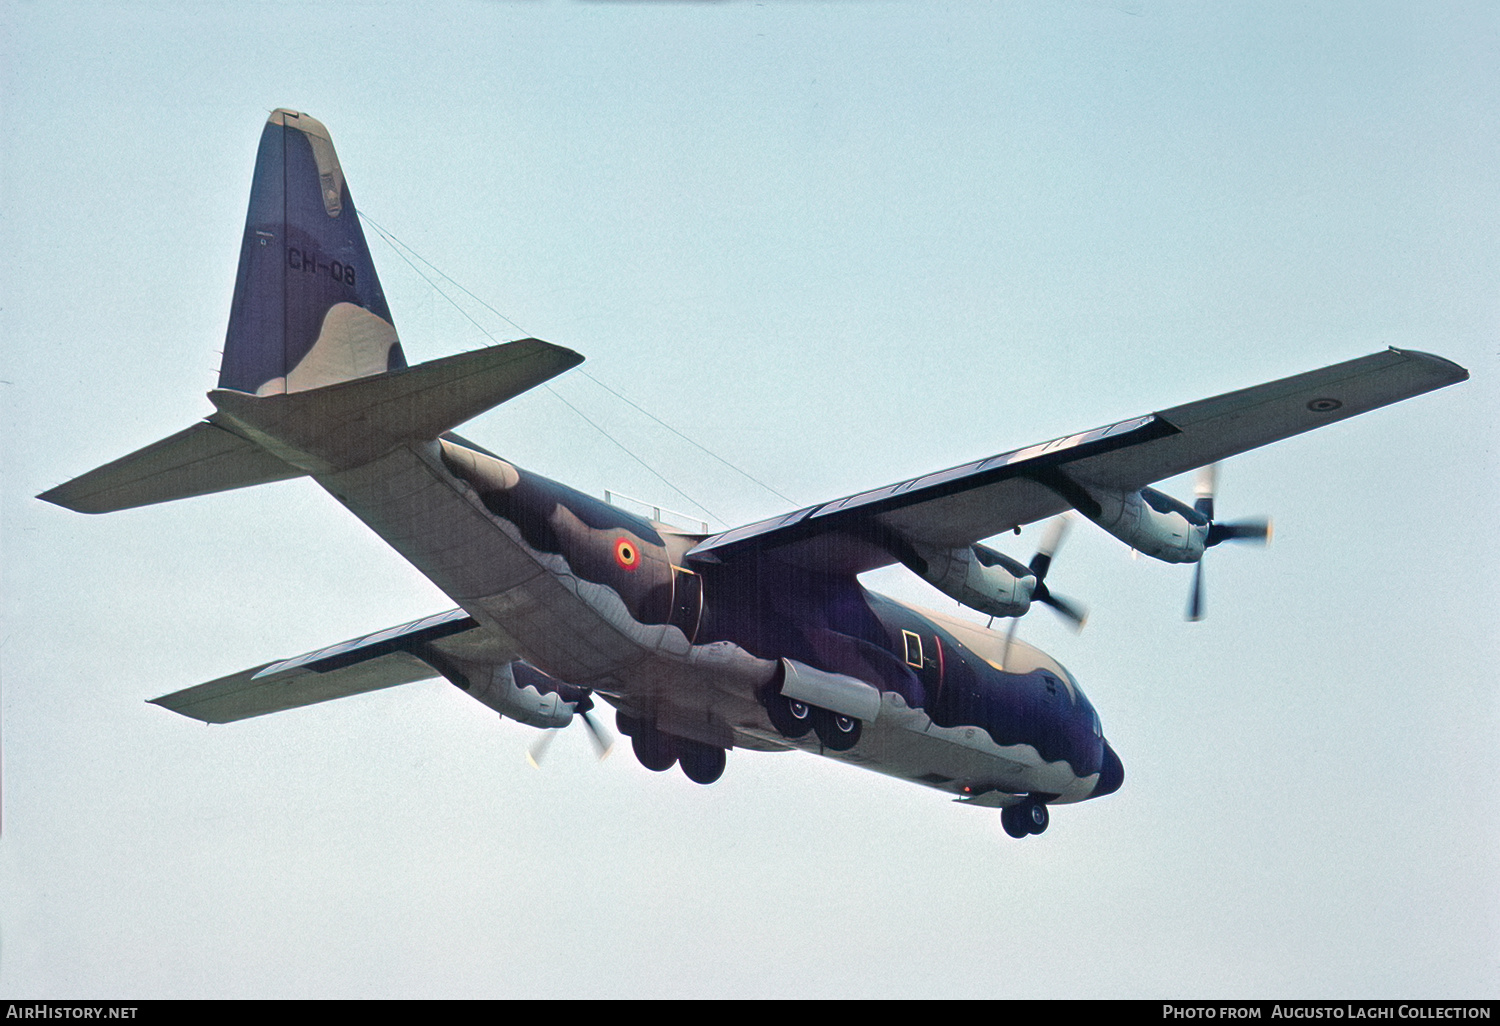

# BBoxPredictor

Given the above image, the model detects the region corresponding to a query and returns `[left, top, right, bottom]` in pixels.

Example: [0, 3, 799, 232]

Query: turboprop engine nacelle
[1079, 485, 1208, 564]
[459, 660, 581, 729]
[905, 542, 1036, 618]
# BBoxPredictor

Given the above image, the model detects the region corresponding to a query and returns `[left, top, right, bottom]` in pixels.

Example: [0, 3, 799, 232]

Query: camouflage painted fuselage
[315, 433, 1123, 806]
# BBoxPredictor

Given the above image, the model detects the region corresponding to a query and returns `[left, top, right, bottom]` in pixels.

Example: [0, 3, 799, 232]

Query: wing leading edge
[687, 348, 1468, 575]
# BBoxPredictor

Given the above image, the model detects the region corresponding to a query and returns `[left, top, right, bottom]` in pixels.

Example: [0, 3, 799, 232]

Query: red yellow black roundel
[614, 537, 640, 571]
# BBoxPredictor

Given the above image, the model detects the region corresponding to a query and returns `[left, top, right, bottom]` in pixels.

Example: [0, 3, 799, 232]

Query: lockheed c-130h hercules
[40, 110, 1468, 839]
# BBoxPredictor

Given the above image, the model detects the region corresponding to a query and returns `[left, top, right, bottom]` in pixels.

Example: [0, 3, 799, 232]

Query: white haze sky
[2, 0, 1496, 999]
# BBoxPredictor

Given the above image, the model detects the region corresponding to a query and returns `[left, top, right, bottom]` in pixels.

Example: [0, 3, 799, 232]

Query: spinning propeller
[1001, 515, 1087, 668]
[527, 691, 614, 767]
[1026, 514, 1087, 631]
[1187, 463, 1273, 621]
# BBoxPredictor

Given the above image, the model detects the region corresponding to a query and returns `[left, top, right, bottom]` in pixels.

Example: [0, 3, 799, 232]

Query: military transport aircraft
[39, 110, 1468, 839]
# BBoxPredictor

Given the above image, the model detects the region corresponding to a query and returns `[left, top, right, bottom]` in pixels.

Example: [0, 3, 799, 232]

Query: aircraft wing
[686, 348, 1467, 575]
[151, 607, 497, 723]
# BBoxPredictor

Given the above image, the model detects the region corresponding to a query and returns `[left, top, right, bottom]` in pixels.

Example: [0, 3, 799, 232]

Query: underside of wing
[151, 607, 506, 723]
[689, 414, 1162, 574]
[687, 348, 1467, 575]
[1063, 347, 1468, 491]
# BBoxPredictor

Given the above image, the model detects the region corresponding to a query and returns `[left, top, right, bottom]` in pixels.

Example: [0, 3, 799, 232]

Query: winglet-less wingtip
[1385, 347, 1469, 386]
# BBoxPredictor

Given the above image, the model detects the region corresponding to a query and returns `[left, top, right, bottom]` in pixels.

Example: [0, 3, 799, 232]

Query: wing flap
[150, 607, 489, 723]
[688, 413, 1168, 571]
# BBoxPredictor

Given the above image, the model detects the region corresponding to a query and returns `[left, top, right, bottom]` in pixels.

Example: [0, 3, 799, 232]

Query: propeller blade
[1186, 462, 1269, 618]
[1021, 516, 1087, 630]
[1028, 549, 1054, 582]
[1208, 518, 1272, 546]
[527, 728, 559, 768]
[1194, 463, 1218, 519]
[527, 688, 612, 766]
[1022, 515, 1084, 629]
[1001, 615, 1019, 671]
[1035, 587, 1087, 632]
[579, 709, 615, 761]
[1028, 518, 1066, 579]
[1187, 559, 1206, 622]
[1034, 514, 1071, 566]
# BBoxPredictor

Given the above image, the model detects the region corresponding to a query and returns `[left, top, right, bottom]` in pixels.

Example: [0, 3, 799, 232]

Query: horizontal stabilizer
[38, 422, 305, 514]
[151, 608, 484, 723]
[208, 337, 583, 472]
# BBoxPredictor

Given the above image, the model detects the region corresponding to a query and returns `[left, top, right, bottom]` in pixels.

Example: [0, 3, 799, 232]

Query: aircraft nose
[1092, 740, 1124, 798]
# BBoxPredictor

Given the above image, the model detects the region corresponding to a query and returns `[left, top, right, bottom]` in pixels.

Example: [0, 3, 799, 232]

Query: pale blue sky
[3, 0, 1496, 998]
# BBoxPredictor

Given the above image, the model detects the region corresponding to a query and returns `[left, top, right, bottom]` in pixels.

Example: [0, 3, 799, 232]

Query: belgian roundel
[614, 537, 640, 571]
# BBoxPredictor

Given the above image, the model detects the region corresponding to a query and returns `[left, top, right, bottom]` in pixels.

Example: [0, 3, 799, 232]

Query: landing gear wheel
[1001, 801, 1050, 838]
[676, 741, 727, 785]
[1001, 804, 1030, 839]
[764, 691, 814, 739]
[812, 709, 861, 752]
[631, 729, 677, 772]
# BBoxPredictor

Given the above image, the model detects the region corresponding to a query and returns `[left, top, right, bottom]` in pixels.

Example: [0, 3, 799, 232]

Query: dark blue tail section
[219, 110, 406, 396]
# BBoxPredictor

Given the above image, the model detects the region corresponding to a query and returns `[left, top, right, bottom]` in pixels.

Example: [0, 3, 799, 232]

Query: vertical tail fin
[219, 109, 407, 396]
[38, 110, 582, 514]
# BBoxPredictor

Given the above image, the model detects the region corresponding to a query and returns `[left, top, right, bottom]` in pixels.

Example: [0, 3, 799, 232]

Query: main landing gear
[763, 691, 862, 751]
[618, 715, 727, 785]
[676, 740, 726, 785]
[1001, 799, 1050, 839]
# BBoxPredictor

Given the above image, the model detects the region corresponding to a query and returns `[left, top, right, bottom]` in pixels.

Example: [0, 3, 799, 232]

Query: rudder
[219, 109, 406, 396]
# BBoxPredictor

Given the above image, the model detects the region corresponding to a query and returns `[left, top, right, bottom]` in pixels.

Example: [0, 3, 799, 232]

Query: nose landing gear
[1001, 799, 1050, 839]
